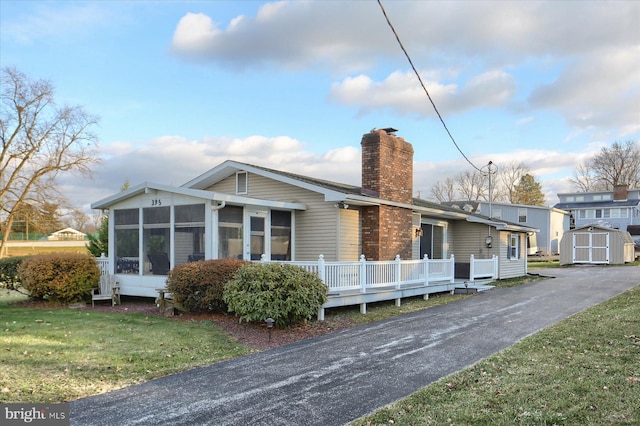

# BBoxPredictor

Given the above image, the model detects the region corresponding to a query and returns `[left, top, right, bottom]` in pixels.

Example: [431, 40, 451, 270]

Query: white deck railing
[96, 253, 497, 292]
[469, 254, 498, 281]
[96, 254, 109, 276]
[261, 254, 459, 294]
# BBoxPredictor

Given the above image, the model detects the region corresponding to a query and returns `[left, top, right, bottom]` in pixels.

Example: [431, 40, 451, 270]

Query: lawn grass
[351, 285, 640, 426]
[0, 292, 253, 403]
[528, 258, 562, 269]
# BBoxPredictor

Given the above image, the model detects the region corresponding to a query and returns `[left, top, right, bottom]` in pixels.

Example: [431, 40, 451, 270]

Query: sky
[1, 0, 639, 214]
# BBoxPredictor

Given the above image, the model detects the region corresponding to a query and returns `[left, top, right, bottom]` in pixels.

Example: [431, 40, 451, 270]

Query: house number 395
[151, 199, 162, 206]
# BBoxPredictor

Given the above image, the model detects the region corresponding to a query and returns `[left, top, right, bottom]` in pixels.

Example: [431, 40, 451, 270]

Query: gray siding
[450, 221, 498, 260]
[498, 231, 527, 279]
[478, 202, 567, 255]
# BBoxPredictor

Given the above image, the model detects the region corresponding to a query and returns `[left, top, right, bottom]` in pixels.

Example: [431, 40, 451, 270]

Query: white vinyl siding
[207, 173, 355, 261]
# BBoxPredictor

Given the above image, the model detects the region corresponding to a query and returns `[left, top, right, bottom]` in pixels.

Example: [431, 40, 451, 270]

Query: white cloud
[60, 134, 362, 211]
[2, 3, 120, 44]
[328, 69, 515, 117]
[168, 1, 639, 142]
[59, 131, 610, 213]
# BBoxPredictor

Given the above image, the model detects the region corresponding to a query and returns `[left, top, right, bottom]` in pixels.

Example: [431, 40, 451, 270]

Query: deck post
[423, 253, 429, 286]
[395, 254, 401, 290]
[360, 303, 367, 314]
[449, 254, 455, 283]
[317, 255, 326, 283]
[469, 254, 475, 283]
[493, 255, 498, 279]
[317, 307, 325, 321]
[359, 254, 367, 294]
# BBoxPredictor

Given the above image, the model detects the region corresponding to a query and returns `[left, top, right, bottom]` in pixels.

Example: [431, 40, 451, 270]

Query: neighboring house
[443, 201, 569, 255]
[92, 129, 537, 297]
[559, 225, 635, 265]
[554, 185, 640, 232]
[47, 227, 86, 241]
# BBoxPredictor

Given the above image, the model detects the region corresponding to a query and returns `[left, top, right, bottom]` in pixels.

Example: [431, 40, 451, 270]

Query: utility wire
[376, 0, 483, 173]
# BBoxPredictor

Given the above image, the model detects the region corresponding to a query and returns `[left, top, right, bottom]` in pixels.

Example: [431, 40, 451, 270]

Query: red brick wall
[361, 130, 414, 203]
[360, 130, 414, 260]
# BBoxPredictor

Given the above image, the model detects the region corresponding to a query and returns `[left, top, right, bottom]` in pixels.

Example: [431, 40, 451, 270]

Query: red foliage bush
[167, 258, 248, 313]
[18, 253, 100, 303]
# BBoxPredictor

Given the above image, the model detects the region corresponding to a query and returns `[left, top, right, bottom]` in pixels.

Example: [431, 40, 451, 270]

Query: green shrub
[167, 258, 248, 312]
[18, 253, 100, 303]
[223, 263, 328, 327]
[0, 256, 29, 291]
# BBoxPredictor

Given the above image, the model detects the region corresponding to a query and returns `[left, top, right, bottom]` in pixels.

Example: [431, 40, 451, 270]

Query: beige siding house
[92, 129, 536, 297]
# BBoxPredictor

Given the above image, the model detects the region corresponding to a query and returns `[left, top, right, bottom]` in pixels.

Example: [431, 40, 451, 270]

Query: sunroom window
[114, 208, 139, 274]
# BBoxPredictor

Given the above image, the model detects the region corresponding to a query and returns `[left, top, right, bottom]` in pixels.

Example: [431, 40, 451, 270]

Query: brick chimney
[360, 128, 414, 260]
[613, 184, 628, 201]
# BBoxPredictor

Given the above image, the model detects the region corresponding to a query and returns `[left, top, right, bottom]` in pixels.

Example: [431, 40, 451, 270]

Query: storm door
[248, 211, 267, 260]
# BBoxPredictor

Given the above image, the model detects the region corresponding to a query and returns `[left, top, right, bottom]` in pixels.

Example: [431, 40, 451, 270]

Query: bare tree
[568, 161, 611, 192]
[590, 141, 640, 189]
[429, 177, 456, 202]
[570, 141, 640, 191]
[496, 160, 530, 203]
[455, 170, 487, 201]
[0, 67, 99, 258]
[66, 207, 90, 232]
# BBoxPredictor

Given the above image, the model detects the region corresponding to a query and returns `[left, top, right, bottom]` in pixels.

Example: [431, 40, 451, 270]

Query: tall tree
[429, 177, 456, 202]
[0, 66, 99, 258]
[570, 140, 640, 191]
[87, 214, 108, 257]
[512, 174, 545, 206]
[496, 160, 531, 203]
[455, 170, 487, 201]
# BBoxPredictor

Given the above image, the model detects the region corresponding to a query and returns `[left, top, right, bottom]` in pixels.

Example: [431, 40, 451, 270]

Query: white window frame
[518, 208, 527, 223]
[508, 233, 520, 260]
[236, 172, 248, 195]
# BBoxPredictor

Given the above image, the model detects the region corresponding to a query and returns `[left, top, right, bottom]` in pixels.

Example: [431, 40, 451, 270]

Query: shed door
[572, 232, 609, 264]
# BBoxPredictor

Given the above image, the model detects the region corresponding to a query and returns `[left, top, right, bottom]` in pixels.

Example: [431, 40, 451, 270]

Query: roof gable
[183, 160, 364, 201]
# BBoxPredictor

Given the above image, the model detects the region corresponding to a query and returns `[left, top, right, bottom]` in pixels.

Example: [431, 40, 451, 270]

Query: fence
[96, 254, 109, 276]
[260, 254, 497, 294]
[96, 253, 497, 294]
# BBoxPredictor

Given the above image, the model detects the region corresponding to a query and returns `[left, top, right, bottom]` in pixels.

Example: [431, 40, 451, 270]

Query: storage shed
[559, 225, 635, 265]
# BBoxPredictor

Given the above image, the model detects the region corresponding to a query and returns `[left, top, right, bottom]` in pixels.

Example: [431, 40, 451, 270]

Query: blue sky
[1, 0, 639, 212]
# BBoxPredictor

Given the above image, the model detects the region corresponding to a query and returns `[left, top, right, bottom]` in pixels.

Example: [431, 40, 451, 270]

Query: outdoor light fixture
[414, 227, 423, 238]
[485, 235, 493, 248]
[265, 318, 275, 341]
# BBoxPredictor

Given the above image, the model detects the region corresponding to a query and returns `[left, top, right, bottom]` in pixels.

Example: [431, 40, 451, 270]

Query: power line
[376, 0, 483, 173]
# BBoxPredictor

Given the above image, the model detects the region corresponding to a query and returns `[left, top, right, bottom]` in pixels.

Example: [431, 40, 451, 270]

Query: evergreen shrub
[223, 263, 328, 327]
[166, 258, 248, 312]
[18, 253, 100, 303]
[0, 256, 29, 291]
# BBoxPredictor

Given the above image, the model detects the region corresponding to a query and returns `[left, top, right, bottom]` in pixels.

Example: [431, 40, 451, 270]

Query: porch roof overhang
[91, 182, 307, 211]
[337, 194, 470, 220]
[466, 215, 540, 233]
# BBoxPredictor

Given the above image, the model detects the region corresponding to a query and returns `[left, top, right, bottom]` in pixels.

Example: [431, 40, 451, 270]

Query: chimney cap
[381, 127, 398, 135]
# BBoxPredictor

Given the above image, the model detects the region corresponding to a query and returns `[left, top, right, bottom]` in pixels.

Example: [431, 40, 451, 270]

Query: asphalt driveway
[70, 265, 639, 425]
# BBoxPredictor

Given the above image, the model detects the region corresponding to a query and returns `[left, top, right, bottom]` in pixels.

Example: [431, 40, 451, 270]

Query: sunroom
[91, 182, 306, 297]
